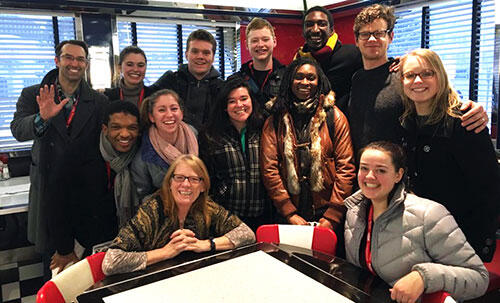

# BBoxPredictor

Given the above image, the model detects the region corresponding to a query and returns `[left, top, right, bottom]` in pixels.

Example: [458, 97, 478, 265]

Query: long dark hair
[204, 77, 263, 142]
[271, 57, 331, 120]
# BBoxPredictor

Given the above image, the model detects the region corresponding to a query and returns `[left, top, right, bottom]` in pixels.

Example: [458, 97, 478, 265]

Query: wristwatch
[209, 237, 216, 253]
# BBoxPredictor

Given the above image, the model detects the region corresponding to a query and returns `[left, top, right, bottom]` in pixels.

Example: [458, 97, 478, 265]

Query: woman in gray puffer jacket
[344, 141, 488, 303]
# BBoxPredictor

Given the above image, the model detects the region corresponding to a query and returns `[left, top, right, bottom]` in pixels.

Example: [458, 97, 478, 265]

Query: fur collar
[281, 91, 335, 194]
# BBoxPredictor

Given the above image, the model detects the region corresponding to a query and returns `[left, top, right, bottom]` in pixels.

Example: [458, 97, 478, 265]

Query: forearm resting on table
[102, 249, 147, 276]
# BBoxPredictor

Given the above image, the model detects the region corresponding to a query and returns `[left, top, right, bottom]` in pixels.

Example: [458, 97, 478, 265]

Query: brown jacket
[260, 93, 355, 228]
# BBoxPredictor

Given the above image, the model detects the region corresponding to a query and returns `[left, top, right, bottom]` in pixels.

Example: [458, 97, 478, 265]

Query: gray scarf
[120, 78, 144, 106]
[99, 132, 139, 227]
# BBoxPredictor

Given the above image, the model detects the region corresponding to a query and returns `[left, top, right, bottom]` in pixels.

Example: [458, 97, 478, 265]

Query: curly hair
[353, 4, 396, 37]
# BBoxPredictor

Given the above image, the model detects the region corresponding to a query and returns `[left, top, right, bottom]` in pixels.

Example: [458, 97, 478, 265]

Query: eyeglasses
[172, 174, 203, 184]
[59, 54, 88, 64]
[357, 30, 390, 40]
[402, 69, 435, 81]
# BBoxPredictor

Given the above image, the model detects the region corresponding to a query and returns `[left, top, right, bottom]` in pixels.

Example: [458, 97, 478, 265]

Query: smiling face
[226, 87, 253, 131]
[186, 39, 214, 80]
[246, 27, 276, 64]
[120, 53, 146, 88]
[55, 43, 88, 83]
[148, 94, 183, 136]
[355, 18, 393, 68]
[402, 55, 438, 115]
[358, 148, 403, 205]
[102, 112, 139, 153]
[303, 11, 332, 51]
[291, 64, 319, 100]
[170, 162, 205, 209]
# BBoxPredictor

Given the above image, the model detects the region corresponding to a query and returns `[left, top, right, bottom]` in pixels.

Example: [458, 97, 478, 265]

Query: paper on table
[103, 250, 354, 303]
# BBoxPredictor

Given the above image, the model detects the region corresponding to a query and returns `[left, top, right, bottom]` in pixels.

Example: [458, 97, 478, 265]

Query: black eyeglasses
[357, 29, 391, 40]
[59, 54, 88, 64]
[172, 174, 203, 184]
[402, 70, 435, 81]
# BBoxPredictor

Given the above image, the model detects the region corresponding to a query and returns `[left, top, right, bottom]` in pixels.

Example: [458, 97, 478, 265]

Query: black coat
[10, 68, 111, 253]
[402, 114, 500, 262]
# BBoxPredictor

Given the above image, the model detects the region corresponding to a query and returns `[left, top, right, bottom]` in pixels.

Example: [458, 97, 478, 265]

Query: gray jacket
[344, 184, 488, 301]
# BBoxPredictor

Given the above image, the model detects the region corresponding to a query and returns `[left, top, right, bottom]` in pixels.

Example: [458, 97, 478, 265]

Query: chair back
[421, 291, 456, 303]
[36, 252, 106, 303]
[256, 224, 337, 256]
[484, 239, 500, 292]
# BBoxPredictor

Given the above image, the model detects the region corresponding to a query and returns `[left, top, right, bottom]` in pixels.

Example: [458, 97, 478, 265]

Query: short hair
[55, 40, 89, 58]
[140, 89, 184, 130]
[102, 100, 140, 126]
[359, 141, 406, 173]
[399, 48, 462, 125]
[119, 45, 147, 65]
[272, 56, 331, 117]
[245, 17, 275, 40]
[353, 4, 396, 37]
[160, 154, 211, 228]
[186, 29, 217, 55]
[303, 6, 334, 30]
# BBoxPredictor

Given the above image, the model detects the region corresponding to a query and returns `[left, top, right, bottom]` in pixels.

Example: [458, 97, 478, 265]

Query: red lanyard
[120, 87, 145, 108]
[59, 95, 79, 128]
[105, 162, 112, 190]
[249, 61, 273, 91]
[365, 204, 376, 275]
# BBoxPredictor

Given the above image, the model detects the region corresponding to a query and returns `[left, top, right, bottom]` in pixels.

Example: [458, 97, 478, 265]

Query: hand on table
[390, 271, 425, 303]
[159, 229, 197, 259]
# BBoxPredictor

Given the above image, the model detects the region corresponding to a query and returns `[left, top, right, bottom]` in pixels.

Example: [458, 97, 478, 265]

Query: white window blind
[476, 0, 495, 121]
[429, 0, 472, 101]
[388, 7, 422, 58]
[117, 21, 178, 86]
[0, 13, 75, 152]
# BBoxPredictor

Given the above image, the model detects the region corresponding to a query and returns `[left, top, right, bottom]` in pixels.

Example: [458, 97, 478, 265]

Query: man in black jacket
[10, 40, 117, 280]
[149, 29, 223, 131]
[229, 18, 286, 114]
[295, 6, 363, 112]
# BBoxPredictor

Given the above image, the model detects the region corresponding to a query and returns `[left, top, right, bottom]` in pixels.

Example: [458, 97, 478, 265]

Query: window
[0, 13, 75, 152]
[117, 18, 239, 84]
[387, 7, 421, 59]
[117, 21, 178, 86]
[390, 0, 496, 130]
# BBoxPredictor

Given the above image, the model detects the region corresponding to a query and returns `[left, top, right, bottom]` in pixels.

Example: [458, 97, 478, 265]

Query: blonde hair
[160, 154, 211, 228]
[246, 17, 275, 40]
[399, 48, 462, 125]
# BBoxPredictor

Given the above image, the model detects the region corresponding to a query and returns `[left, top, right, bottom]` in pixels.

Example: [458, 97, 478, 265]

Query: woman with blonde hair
[103, 154, 255, 275]
[132, 89, 198, 202]
[399, 48, 500, 262]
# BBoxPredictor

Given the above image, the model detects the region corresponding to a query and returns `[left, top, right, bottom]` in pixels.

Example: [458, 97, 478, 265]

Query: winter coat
[344, 184, 488, 301]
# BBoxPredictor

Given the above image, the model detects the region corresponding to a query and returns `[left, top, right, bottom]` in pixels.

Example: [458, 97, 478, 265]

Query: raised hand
[36, 84, 69, 120]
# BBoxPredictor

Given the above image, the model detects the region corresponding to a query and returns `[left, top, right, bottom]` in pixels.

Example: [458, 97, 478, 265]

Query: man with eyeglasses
[347, 4, 488, 157]
[11, 40, 117, 281]
[294, 6, 363, 111]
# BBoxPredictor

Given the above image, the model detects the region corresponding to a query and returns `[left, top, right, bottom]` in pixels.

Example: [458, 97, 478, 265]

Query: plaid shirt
[200, 127, 266, 218]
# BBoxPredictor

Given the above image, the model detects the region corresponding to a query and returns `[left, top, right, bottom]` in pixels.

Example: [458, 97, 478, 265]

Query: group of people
[10, 3, 499, 303]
